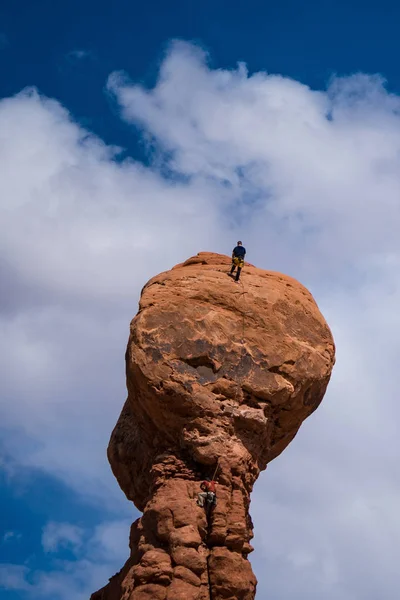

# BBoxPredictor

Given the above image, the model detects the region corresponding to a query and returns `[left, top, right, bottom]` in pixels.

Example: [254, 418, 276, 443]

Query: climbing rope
[234, 277, 267, 471]
[211, 458, 220, 481]
[239, 278, 246, 342]
[235, 277, 247, 403]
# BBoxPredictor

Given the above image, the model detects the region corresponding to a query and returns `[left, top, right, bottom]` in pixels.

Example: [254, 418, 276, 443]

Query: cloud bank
[1, 40, 400, 598]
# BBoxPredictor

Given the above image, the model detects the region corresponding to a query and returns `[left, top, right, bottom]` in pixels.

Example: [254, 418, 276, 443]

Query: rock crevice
[91, 252, 335, 600]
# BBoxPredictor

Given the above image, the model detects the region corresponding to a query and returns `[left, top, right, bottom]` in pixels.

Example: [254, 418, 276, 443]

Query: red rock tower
[91, 253, 335, 600]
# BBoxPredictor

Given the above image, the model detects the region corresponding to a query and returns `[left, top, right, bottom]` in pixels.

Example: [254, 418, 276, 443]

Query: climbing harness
[232, 256, 245, 269]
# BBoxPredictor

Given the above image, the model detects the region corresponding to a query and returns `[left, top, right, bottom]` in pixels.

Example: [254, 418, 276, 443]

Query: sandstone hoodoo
[91, 252, 335, 600]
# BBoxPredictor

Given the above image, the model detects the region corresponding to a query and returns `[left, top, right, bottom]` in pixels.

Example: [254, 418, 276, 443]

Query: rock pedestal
[91, 252, 335, 600]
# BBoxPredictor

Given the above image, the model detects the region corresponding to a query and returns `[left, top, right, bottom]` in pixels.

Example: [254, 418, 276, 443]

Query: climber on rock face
[230, 241, 246, 283]
[197, 477, 217, 510]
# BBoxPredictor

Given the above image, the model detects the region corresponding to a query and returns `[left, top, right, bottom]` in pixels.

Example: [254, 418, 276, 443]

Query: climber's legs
[205, 492, 217, 516]
[197, 491, 217, 509]
[197, 492, 208, 507]
[231, 257, 244, 282]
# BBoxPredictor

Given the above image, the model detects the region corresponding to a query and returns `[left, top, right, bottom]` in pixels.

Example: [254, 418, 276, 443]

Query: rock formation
[91, 252, 335, 600]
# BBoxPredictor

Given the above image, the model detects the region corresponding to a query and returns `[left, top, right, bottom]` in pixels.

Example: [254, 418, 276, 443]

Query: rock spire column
[91, 252, 335, 600]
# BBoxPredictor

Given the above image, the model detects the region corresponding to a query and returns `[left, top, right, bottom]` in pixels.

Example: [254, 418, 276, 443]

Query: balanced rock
[91, 252, 335, 600]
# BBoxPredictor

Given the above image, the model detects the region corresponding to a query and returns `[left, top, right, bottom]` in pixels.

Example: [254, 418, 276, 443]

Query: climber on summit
[230, 241, 246, 282]
[197, 478, 217, 511]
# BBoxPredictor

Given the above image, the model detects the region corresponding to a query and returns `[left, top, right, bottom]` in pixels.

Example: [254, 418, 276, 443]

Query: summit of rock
[91, 252, 335, 600]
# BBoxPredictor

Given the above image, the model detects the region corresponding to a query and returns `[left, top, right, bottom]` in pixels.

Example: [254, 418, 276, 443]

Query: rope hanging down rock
[235, 278, 247, 403]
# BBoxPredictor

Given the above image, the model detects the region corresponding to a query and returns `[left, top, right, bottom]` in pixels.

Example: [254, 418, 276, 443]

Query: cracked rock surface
[90, 252, 335, 600]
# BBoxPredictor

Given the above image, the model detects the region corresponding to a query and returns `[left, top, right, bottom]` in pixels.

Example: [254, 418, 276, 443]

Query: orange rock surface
[91, 252, 335, 600]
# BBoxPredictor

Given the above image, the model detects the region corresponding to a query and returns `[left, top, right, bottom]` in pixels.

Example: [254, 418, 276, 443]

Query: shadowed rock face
[91, 252, 335, 600]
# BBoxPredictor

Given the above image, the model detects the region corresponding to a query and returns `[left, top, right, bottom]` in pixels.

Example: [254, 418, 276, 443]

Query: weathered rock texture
[91, 252, 335, 600]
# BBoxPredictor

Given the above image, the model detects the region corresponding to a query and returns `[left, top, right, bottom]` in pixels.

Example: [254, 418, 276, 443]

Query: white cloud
[89, 520, 132, 563]
[0, 565, 31, 591]
[2, 531, 22, 543]
[66, 50, 92, 61]
[0, 86, 227, 507]
[42, 522, 84, 554]
[0, 520, 131, 600]
[1, 40, 400, 598]
[0, 559, 109, 600]
[108, 41, 400, 281]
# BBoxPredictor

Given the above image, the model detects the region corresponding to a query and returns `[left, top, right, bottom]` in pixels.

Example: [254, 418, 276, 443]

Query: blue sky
[1, 1, 400, 599]
[2, 0, 400, 158]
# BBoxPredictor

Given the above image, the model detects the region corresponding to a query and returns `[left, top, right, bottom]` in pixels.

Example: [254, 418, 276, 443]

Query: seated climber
[197, 478, 217, 510]
[230, 241, 246, 283]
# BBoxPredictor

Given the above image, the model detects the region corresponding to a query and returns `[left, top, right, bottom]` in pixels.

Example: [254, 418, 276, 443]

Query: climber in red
[230, 241, 246, 283]
[197, 478, 217, 510]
